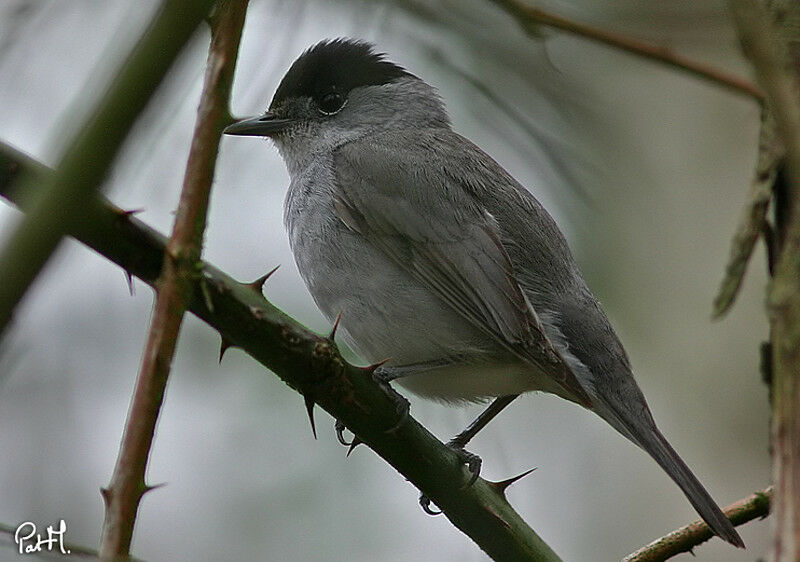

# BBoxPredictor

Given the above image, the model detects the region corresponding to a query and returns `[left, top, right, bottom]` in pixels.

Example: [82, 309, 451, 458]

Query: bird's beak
[223, 112, 294, 137]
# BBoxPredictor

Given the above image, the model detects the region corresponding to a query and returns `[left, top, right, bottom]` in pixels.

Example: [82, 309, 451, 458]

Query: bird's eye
[318, 92, 346, 115]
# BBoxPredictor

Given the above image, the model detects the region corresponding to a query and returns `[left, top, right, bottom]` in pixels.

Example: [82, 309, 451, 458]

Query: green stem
[0, 0, 215, 339]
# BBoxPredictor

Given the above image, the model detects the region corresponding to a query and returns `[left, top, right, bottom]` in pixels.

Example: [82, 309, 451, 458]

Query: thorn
[361, 357, 390, 375]
[304, 394, 317, 439]
[489, 468, 537, 496]
[346, 435, 363, 457]
[142, 482, 166, 495]
[100, 487, 111, 506]
[245, 265, 280, 295]
[113, 206, 145, 220]
[328, 311, 343, 341]
[219, 336, 234, 363]
[124, 270, 134, 296]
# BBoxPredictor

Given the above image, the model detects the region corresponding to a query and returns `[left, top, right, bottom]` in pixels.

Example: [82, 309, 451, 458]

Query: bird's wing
[333, 139, 591, 406]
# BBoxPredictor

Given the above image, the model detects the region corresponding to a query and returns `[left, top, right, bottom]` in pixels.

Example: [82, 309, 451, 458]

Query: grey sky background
[0, 1, 771, 560]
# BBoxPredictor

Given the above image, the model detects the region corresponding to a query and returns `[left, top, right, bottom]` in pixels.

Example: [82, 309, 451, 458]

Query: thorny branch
[0, 141, 562, 561]
[0, 0, 215, 340]
[98, 1, 248, 559]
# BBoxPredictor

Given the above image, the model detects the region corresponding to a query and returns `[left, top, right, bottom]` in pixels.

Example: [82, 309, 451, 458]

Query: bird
[223, 37, 744, 548]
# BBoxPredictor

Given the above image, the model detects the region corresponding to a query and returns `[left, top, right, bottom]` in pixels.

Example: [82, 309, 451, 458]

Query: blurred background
[0, 0, 770, 560]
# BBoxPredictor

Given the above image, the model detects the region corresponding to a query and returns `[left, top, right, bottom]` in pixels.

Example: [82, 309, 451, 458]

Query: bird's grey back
[345, 127, 633, 392]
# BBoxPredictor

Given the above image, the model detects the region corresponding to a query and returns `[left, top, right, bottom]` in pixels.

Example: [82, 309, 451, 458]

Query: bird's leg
[420, 394, 520, 515]
[449, 394, 520, 450]
[334, 360, 454, 444]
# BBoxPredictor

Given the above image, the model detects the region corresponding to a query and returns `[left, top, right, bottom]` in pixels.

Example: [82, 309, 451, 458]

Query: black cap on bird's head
[271, 38, 412, 108]
[224, 38, 413, 137]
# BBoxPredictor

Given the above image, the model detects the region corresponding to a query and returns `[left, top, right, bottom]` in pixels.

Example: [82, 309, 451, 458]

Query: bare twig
[0, 0, 215, 340]
[624, 487, 773, 562]
[0, 142, 562, 561]
[712, 109, 782, 318]
[98, 1, 248, 559]
[729, 1, 800, 560]
[489, 0, 765, 101]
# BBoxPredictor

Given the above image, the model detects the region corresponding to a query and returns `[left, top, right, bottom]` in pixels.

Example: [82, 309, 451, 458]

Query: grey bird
[224, 38, 743, 548]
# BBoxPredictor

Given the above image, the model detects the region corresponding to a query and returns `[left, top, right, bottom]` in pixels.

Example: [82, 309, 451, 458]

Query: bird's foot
[371, 365, 410, 434]
[333, 365, 410, 450]
[418, 440, 482, 516]
[334, 419, 362, 457]
[446, 439, 482, 488]
[419, 493, 441, 515]
[335, 419, 352, 446]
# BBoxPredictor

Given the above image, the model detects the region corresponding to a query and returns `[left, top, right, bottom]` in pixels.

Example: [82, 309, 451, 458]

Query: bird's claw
[333, 364, 409, 446]
[419, 494, 442, 515]
[446, 440, 482, 488]
[372, 366, 410, 434]
[417, 440, 482, 516]
[335, 419, 351, 446]
[334, 420, 363, 455]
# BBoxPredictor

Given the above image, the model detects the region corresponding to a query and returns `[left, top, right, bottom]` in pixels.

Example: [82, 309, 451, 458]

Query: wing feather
[333, 140, 591, 406]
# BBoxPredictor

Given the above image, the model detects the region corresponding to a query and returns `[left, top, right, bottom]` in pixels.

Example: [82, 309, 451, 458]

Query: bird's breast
[283, 165, 494, 367]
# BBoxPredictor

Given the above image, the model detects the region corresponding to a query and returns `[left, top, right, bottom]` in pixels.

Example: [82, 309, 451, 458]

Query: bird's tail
[595, 398, 745, 548]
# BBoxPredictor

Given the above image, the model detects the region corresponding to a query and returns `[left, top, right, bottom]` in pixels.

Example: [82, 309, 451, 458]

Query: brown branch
[624, 487, 773, 562]
[729, 2, 800, 560]
[489, 0, 765, 101]
[98, 1, 248, 558]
